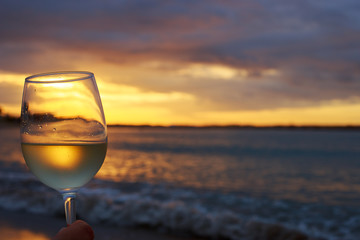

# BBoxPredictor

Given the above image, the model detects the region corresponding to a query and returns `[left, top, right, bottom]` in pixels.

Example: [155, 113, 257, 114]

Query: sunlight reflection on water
[2, 124, 360, 205]
[97, 127, 360, 205]
[0, 225, 49, 240]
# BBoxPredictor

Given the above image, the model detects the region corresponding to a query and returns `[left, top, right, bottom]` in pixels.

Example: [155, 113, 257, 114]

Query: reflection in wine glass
[20, 71, 107, 225]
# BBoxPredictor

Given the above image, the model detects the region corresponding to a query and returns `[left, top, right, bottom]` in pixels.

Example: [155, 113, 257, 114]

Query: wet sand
[0, 208, 202, 240]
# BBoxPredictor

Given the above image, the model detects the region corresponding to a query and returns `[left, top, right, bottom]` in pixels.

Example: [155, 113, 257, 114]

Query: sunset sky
[0, 0, 359, 126]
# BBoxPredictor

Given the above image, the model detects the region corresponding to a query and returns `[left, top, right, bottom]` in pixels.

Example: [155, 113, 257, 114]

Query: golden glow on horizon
[0, 70, 359, 126]
[24, 80, 101, 121]
[199, 102, 360, 126]
[0, 71, 27, 85]
[100, 100, 360, 126]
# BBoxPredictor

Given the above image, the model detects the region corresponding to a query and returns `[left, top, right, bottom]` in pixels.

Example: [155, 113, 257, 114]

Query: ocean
[1, 124, 360, 239]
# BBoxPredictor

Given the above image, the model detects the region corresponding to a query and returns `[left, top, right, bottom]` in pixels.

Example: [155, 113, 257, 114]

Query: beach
[1, 122, 360, 239]
[0, 208, 202, 240]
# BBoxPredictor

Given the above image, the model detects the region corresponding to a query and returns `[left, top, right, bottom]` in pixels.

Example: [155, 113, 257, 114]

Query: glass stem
[62, 192, 77, 225]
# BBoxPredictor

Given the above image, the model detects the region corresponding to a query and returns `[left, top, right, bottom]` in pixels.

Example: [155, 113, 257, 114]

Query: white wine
[21, 142, 107, 191]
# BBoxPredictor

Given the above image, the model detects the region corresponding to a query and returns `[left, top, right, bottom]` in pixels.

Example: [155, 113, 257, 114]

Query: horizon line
[1, 114, 359, 129]
[107, 123, 360, 129]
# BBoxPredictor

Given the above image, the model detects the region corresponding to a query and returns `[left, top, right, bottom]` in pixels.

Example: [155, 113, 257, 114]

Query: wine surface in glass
[21, 142, 107, 191]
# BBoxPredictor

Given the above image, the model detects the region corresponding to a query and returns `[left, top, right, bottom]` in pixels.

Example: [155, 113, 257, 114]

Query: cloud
[0, 82, 23, 105]
[0, 0, 359, 114]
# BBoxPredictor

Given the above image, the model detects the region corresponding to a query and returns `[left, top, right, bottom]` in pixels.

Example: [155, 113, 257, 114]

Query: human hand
[53, 220, 94, 240]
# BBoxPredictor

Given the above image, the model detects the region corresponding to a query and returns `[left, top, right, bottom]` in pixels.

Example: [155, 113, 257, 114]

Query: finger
[53, 220, 94, 240]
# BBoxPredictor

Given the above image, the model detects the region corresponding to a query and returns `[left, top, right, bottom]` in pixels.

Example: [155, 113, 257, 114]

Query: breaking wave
[0, 169, 358, 240]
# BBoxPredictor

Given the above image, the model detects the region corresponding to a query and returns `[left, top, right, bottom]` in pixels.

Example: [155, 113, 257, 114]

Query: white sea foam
[0, 172, 358, 240]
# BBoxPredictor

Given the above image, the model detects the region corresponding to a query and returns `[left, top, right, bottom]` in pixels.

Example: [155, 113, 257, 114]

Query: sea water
[1, 125, 360, 239]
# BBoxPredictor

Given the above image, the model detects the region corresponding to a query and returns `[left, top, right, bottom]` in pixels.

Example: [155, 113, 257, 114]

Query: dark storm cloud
[0, 0, 359, 110]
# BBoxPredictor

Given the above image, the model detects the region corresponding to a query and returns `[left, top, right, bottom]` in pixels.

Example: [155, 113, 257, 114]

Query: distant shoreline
[108, 124, 360, 131]
[2, 117, 360, 131]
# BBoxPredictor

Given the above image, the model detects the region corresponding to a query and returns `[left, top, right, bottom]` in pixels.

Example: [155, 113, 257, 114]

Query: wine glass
[20, 71, 107, 225]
